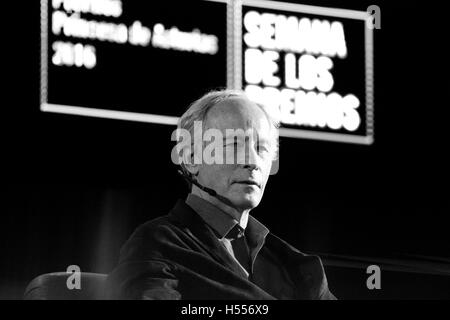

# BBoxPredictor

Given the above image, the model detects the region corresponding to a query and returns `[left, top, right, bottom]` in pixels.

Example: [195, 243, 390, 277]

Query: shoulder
[132, 215, 178, 239]
[268, 233, 326, 269]
[118, 214, 188, 262]
[266, 233, 335, 299]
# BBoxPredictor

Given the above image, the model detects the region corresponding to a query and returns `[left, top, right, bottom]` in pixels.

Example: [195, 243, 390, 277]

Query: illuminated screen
[41, 0, 374, 144]
[41, 0, 228, 125]
[239, 0, 374, 144]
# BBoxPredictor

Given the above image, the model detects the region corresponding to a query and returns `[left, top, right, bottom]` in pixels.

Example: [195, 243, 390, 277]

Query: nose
[242, 143, 260, 171]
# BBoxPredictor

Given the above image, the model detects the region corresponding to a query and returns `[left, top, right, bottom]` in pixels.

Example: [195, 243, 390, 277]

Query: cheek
[260, 162, 273, 187]
[262, 159, 273, 176]
[202, 165, 234, 186]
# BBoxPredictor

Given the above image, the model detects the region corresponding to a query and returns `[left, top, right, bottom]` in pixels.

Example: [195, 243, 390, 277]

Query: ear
[269, 129, 279, 175]
[184, 163, 199, 177]
[270, 157, 279, 175]
[182, 149, 200, 177]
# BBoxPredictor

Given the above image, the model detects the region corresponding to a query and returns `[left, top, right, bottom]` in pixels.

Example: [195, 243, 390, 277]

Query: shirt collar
[185, 194, 269, 242]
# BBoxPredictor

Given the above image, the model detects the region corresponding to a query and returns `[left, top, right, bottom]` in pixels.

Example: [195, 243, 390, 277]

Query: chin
[230, 193, 261, 210]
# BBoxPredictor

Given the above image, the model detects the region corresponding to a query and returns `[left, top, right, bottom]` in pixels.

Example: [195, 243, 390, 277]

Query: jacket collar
[185, 194, 270, 243]
[185, 194, 239, 239]
[168, 199, 253, 280]
[168, 199, 321, 299]
[168, 199, 293, 267]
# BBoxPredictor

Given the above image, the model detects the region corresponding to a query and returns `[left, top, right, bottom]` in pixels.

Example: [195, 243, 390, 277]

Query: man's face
[195, 97, 275, 211]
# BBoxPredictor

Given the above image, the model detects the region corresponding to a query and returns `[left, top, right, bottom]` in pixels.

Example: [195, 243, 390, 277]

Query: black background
[1, 0, 449, 299]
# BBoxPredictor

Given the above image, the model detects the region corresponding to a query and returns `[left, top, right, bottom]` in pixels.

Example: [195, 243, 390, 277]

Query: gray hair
[178, 89, 279, 143]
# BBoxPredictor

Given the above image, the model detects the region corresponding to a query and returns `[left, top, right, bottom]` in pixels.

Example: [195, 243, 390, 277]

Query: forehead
[204, 97, 271, 137]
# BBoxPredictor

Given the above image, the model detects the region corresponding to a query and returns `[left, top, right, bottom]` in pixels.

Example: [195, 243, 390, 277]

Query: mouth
[234, 180, 261, 188]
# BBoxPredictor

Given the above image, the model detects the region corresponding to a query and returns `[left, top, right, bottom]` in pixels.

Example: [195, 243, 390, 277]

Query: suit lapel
[169, 200, 250, 279]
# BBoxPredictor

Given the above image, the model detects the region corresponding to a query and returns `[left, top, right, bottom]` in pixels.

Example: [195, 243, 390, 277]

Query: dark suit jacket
[106, 200, 335, 300]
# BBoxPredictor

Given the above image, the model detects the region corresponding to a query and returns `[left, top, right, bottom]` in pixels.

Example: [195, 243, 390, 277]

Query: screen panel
[239, 0, 374, 144]
[41, 0, 228, 124]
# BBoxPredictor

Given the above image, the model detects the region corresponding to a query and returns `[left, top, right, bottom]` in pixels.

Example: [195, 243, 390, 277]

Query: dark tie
[227, 226, 251, 274]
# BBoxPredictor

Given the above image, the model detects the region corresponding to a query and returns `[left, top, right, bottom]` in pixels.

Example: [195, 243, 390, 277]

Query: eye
[256, 142, 269, 153]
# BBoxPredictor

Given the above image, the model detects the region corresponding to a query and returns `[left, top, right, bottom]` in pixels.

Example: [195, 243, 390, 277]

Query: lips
[234, 180, 261, 188]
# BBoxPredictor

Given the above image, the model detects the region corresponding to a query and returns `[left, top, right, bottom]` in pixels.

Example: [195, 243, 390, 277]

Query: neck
[191, 186, 250, 229]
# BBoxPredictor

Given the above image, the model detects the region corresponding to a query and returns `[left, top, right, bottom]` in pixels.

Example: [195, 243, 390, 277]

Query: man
[106, 90, 335, 300]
